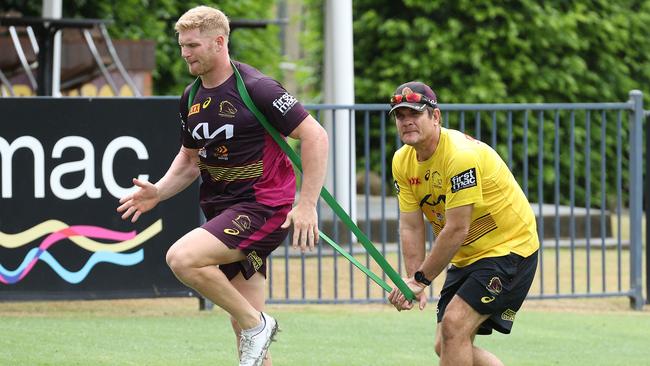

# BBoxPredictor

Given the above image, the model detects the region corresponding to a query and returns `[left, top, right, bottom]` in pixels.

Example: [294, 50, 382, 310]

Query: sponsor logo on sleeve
[188, 103, 201, 116]
[272, 92, 298, 116]
[393, 180, 400, 195]
[450, 168, 477, 193]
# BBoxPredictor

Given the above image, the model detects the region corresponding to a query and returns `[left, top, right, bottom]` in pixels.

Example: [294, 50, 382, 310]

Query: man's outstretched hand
[116, 178, 160, 223]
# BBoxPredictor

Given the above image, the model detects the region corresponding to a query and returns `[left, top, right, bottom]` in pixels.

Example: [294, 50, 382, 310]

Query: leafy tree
[293, 0, 325, 103]
[350, 0, 650, 207]
[4, 0, 648, 207]
[1, 0, 282, 95]
[353, 0, 650, 104]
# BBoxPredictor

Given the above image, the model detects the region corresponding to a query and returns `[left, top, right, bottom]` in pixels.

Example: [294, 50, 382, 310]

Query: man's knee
[440, 309, 474, 342]
[166, 243, 195, 276]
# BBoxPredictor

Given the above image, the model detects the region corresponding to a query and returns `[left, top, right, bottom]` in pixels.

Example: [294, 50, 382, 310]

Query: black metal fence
[0, 94, 645, 309]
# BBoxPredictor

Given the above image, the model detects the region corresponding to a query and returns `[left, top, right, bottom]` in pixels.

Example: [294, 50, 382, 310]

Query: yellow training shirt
[392, 128, 539, 267]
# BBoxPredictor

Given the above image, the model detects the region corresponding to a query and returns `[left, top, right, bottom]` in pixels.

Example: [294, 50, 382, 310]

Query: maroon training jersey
[179, 61, 308, 216]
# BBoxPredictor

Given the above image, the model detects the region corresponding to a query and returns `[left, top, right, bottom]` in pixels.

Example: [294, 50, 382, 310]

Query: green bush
[4, 0, 647, 207]
[350, 0, 650, 207]
[1, 0, 282, 95]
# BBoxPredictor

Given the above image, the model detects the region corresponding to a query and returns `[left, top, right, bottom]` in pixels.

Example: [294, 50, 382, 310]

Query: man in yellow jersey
[387, 81, 539, 366]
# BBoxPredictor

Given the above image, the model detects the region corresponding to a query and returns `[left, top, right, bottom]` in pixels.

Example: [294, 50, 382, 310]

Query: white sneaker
[239, 312, 278, 366]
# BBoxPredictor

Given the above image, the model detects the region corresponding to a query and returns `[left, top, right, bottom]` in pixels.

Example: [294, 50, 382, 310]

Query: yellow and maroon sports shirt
[179, 61, 308, 216]
[392, 128, 539, 267]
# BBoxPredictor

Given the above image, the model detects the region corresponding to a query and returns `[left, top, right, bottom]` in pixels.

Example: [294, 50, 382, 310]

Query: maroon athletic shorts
[202, 201, 291, 280]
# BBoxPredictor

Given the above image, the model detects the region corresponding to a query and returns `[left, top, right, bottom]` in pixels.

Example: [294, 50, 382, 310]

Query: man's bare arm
[399, 210, 427, 277]
[417, 204, 473, 281]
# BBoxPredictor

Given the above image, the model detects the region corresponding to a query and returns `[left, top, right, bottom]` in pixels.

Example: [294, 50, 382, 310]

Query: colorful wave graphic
[0, 220, 162, 285]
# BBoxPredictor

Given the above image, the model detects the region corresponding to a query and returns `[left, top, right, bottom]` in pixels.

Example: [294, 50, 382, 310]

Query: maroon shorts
[202, 201, 291, 280]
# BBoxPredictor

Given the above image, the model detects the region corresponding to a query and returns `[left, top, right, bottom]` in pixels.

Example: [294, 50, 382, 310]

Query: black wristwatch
[414, 271, 432, 286]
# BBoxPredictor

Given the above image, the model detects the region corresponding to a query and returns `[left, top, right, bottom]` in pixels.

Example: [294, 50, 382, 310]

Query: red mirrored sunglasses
[390, 92, 437, 108]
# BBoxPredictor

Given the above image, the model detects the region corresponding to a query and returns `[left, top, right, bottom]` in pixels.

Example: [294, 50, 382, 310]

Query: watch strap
[414, 271, 432, 286]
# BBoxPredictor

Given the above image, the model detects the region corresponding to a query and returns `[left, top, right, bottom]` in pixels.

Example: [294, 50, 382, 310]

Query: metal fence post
[628, 90, 644, 310]
[645, 109, 650, 305]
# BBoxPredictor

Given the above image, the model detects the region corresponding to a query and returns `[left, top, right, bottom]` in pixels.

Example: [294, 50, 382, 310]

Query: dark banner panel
[0, 98, 198, 300]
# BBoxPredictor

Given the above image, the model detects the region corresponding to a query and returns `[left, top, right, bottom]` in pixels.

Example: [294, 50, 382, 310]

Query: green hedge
[4, 0, 647, 207]
[348, 0, 650, 207]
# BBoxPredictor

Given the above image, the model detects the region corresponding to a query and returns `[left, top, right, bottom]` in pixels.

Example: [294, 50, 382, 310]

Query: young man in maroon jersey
[117, 6, 328, 366]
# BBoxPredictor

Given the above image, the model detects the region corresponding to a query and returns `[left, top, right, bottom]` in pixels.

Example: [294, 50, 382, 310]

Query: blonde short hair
[175, 6, 230, 36]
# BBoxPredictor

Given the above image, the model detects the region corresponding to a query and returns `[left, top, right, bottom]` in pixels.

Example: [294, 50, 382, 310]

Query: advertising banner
[0, 98, 198, 300]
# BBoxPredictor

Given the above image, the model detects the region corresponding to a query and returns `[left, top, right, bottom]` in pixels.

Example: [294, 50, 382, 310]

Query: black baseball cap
[389, 81, 438, 115]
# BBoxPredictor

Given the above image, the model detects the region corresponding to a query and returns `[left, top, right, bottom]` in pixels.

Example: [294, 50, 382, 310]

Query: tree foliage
[3, 1, 648, 207]
[349, 0, 650, 207]
[353, 0, 650, 105]
[1, 0, 282, 95]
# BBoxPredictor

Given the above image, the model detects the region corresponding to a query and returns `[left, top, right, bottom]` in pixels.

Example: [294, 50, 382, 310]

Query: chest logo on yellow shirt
[219, 100, 237, 118]
[432, 171, 442, 189]
[451, 168, 477, 193]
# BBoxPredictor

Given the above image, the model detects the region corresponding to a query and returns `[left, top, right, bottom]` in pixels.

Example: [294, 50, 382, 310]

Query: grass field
[2, 215, 646, 365]
[1, 297, 649, 365]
